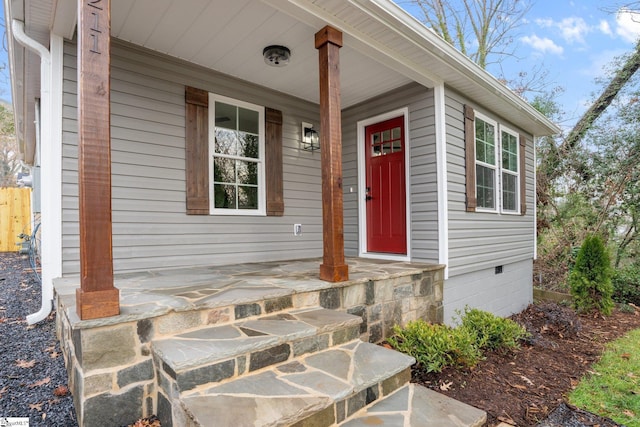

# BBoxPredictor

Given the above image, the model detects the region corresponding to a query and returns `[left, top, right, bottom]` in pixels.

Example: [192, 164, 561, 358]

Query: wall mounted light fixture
[263, 45, 291, 67]
[301, 122, 320, 151]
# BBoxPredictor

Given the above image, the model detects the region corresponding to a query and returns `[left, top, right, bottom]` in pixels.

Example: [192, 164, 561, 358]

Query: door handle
[365, 186, 372, 201]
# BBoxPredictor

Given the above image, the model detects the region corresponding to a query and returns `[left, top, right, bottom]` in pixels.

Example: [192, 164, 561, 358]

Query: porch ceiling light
[263, 45, 291, 67]
[301, 122, 320, 151]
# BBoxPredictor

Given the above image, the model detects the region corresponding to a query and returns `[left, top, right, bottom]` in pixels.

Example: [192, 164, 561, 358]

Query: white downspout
[12, 20, 63, 325]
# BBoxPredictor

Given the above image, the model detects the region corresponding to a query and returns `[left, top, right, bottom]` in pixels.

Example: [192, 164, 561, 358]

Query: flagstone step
[178, 340, 415, 427]
[152, 307, 362, 392]
[338, 384, 486, 427]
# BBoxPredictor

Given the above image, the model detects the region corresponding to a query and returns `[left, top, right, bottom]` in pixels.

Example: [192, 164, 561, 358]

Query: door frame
[357, 108, 411, 261]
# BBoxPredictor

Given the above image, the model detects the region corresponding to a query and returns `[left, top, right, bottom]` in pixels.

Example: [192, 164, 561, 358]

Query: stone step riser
[174, 341, 416, 427]
[151, 308, 364, 396]
[154, 323, 362, 396]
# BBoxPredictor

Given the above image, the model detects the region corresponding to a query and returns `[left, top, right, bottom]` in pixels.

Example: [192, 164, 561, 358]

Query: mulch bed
[412, 302, 640, 426]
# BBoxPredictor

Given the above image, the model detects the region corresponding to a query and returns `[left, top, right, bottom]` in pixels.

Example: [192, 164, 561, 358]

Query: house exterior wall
[61, 40, 324, 275]
[443, 259, 533, 323]
[443, 87, 536, 322]
[342, 83, 439, 264]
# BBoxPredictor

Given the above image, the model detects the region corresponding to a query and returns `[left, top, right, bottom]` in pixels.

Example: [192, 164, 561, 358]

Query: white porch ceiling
[110, 0, 414, 109]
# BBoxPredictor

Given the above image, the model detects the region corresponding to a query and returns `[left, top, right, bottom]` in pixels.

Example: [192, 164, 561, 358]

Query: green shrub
[387, 320, 482, 373]
[569, 234, 614, 315]
[458, 307, 528, 350]
[612, 265, 640, 306]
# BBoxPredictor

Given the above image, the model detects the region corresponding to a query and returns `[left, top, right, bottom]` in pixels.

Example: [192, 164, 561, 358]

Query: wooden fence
[0, 187, 31, 252]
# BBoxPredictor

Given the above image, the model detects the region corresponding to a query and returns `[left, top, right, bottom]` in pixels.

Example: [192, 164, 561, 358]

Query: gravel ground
[0, 252, 78, 426]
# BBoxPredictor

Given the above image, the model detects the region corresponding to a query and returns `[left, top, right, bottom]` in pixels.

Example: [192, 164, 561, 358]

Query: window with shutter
[464, 104, 527, 215]
[185, 86, 284, 216]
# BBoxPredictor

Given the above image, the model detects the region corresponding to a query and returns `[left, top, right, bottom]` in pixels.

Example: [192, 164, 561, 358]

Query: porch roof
[7, 0, 560, 165]
[53, 257, 443, 329]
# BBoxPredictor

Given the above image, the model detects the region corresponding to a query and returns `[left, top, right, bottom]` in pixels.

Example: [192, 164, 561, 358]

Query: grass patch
[568, 328, 640, 427]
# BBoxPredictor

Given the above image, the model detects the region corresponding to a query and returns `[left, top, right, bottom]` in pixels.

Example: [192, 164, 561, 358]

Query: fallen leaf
[381, 343, 392, 349]
[623, 409, 635, 417]
[29, 377, 51, 388]
[439, 380, 453, 391]
[628, 372, 636, 378]
[512, 384, 527, 390]
[16, 359, 36, 368]
[520, 375, 534, 386]
[621, 353, 631, 360]
[29, 402, 43, 412]
[42, 413, 46, 420]
[49, 351, 60, 359]
[53, 385, 69, 396]
[44, 345, 56, 353]
[0, 386, 7, 398]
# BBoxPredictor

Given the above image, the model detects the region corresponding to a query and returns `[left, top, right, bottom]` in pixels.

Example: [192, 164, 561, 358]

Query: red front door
[365, 116, 406, 254]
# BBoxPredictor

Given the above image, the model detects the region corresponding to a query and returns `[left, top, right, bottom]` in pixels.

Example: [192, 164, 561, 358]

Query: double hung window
[474, 113, 520, 214]
[209, 94, 265, 215]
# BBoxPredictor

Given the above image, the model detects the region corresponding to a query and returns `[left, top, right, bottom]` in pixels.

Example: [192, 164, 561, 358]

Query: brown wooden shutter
[265, 107, 284, 216]
[519, 134, 527, 216]
[185, 86, 209, 215]
[464, 104, 477, 212]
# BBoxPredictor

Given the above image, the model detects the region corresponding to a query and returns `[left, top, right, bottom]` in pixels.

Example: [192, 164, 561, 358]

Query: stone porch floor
[53, 257, 442, 329]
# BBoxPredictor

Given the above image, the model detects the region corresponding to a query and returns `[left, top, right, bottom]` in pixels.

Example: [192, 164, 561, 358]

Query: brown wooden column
[76, 0, 120, 319]
[315, 26, 348, 282]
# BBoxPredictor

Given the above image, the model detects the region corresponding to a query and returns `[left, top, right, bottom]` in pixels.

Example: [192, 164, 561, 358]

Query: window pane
[238, 133, 259, 159]
[213, 157, 236, 184]
[238, 107, 259, 134]
[372, 132, 380, 144]
[214, 184, 236, 209]
[382, 130, 391, 141]
[392, 140, 402, 152]
[215, 129, 238, 156]
[238, 186, 258, 210]
[215, 102, 237, 130]
[237, 160, 258, 186]
[502, 173, 517, 211]
[475, 118, 495, 165]
[476, 164, 495, 209]
[382, 142, 392, 154]
[372, 145, 381, 156]
[392, 127, 401, 139]
[501, 132, 518, 172]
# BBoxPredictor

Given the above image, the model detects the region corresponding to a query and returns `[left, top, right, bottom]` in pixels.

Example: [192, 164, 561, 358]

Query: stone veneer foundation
[54, 260, 444, 426]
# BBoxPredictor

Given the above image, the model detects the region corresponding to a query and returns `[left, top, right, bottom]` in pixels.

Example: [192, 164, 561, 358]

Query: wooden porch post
[315, 26, 348, 282]
[75, 0, 120, 319]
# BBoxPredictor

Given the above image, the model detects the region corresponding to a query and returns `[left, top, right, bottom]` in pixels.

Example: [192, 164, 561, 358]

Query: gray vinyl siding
[342, 83, 438, 263]
[61, 39, 322, 275]
[445, 88, 535, 278]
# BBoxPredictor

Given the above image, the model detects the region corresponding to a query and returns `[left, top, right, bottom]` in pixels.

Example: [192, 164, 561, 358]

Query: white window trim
[499, 125, 521, 215]
[474, 112, 499, 213]
[208, 93, 266, 216]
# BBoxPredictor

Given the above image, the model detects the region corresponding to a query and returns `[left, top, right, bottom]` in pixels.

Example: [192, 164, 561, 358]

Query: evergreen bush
[458, 307, 528, 350]
[569, 234, 614, 315]
[387, 320, 482, 373]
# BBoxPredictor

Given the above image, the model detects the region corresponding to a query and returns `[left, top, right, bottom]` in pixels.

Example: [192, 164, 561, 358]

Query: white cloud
[599, 20, 613, 36]
[520, 35, 564, 55]
[616, 8, 640, 43]
[558, 17, 590, 44]
[534, 16, 590, 44]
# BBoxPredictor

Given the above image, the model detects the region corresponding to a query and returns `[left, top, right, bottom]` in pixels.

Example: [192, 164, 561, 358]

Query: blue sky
[1, 1, 639, 129]
[401, 1, 640, 128]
